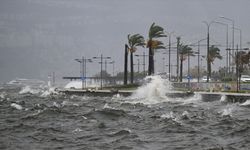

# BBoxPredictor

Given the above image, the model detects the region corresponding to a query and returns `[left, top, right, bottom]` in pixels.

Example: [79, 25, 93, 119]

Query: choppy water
[1, 77, 250, 150]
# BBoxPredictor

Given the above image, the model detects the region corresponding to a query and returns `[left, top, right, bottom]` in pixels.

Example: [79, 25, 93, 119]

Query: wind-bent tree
[237, 51, 250, 78]
[124, 44, 129, 85]
[179, 44, 193, 82]
[207, 45, 222, 81]
[127, 34, 145, 84]
[147, 23, 167, 75]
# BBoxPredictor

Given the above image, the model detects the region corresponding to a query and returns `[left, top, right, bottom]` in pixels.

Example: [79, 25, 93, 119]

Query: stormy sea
[1, 76, 250, 150]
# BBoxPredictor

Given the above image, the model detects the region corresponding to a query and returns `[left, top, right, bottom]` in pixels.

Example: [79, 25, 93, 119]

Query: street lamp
[93, 54, 111, 89]
[233, 27, 242, 51]
[213, 21, 229, 73]
[196, 38, 207, 83]
[75, 57, 92, 89]
[166, 31, 175, 81]
[203, 20, 216, 82]
[220, 16, 235, 73]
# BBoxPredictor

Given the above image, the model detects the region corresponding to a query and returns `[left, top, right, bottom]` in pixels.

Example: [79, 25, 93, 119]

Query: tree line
[123, 22, 237, 84]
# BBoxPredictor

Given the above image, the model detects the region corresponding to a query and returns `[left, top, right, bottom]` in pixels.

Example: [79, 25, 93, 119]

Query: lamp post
[93, 54, 111, 89]
[75, 57, 92, 89]
[167, 31, 174, 81]
[135, 52, 148, 77]
[197, 38, 207, 83]
[220, 16, 235, 73]
[233, 27, 242, 51]
[213, 21, 229, 73]
[203, 21, 216, 82]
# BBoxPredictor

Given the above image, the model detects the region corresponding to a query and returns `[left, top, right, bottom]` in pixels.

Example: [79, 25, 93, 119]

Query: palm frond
[208, 45, 222, 63]
[148, 22, 167, 39]
[127, 33, 145, 53]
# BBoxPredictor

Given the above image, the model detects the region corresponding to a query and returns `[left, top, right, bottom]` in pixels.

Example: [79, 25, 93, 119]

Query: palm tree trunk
[130, 52, 134, 84]
[124, 44, 128, 85]
[148, 47, 154, 75]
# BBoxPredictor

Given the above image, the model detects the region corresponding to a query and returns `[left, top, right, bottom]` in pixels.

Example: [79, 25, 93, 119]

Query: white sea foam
[0, 92, 6, 99]
[72, 128, 83, 133]
[62, 101, 79, 107]
[52, 102, 61, 108]
[160, 111, 175, 119]
[132, 75, 172, 99]
[160, 111, 184, 124]
[11, 103, 23, 110]
[103, 103, 116, 109]
[180, 93, 202, 105]
[240, 100, 250, 106]
[64, 80, 100, 89]
[19, 86, 40, 94]
[40, 87, 59, 97]
[220, 105, 236, 117]
[220, 95, 227, 102]
[128, 75, 172, 105]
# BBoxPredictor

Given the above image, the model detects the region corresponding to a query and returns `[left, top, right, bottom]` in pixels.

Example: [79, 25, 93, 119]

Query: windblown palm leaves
[179, 44, 193, 82]
[147, 23, 167, 75]
[127, 34, 145, 84]
[236, 51, 250, 76]
[207, 45, 222, 81]
[208, 45, 222, 63]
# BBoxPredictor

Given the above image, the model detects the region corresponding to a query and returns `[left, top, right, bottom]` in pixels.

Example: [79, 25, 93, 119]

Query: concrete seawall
[59, 89, 250, 103]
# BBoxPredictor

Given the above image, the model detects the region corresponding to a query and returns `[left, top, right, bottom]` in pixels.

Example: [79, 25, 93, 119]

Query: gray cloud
[0, 0, 250, 83]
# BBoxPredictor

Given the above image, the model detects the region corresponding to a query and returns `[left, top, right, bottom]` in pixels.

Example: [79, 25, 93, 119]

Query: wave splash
[128, 75, 172, 104]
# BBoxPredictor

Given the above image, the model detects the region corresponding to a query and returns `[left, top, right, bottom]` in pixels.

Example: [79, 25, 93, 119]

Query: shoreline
[59, 89, 250, 103]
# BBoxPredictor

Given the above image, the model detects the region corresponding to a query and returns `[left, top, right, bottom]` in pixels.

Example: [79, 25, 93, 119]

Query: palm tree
[207, 45, 222, 81]
[147, 23, 167, 75]
[179, 44, 193, 82]
[237, 51, 250, 78]
[127, 34, 145, 84]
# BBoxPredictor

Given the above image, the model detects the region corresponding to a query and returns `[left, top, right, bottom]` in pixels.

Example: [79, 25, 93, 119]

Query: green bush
[222, 77, 233, 82]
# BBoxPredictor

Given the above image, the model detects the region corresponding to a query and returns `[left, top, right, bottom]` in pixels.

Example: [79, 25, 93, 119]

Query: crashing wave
[240, 100, 250, 106]
[19, 86, 40, 95]
[40, 87, 59, 97]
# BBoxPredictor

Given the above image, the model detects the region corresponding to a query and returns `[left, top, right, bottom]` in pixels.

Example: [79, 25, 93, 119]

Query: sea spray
[240, 100, 250, 106]
[220, 95, 227, 102]
[129, 75, 172, 104]
[19, 86, 40, 95]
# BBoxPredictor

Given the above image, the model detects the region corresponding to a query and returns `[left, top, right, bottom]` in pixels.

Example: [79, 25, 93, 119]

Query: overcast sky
[1, 0, 250, 83]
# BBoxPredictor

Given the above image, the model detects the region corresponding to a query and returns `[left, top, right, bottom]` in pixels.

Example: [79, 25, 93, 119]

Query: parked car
[202, 76, 211, 82]
[240, 75, 250, 82]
